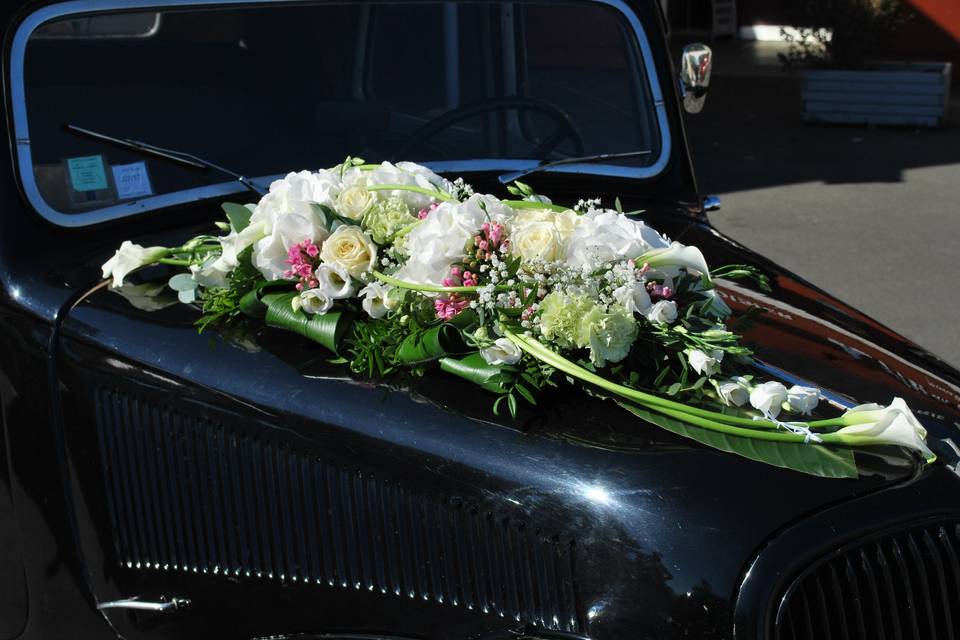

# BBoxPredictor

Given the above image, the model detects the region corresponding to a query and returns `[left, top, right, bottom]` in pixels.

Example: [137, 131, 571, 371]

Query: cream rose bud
[686, 348, 724, 377]
[294, 289, 334, 315]
[718, 377, 750, 407]
[612, 282, 652, 314]
[319, 225, 378, 279]
[101, 241, 169, 288]
[644, 300, 678, 324]
[315, 263, 355, 299]
[749, 381, 788, 418]
[337, 185, 376, 221]
[480, 337, 523, 366]
[787, 385, 820, 415]
[358, 282, 390, 319]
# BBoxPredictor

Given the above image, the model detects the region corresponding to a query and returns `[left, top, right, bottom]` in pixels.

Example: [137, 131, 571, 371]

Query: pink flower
[434, 296, 470, 320]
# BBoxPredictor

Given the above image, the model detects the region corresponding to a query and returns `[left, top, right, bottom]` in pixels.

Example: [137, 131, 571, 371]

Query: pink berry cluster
[284, 239, 321, 291]
[433, 222, 509, 321]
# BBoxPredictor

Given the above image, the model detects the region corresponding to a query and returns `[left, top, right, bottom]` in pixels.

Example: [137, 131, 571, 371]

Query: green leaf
[263, 292, 352, 353]
[222, 203, 252, 232]
[439, 352, 510, 393]
[616, 401, 858, 479]
[396, 324, 467, 364]
[239, 280, 294, 318]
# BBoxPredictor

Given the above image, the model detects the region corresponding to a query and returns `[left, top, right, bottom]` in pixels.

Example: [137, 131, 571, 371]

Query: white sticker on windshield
[112, 161, 153, 199]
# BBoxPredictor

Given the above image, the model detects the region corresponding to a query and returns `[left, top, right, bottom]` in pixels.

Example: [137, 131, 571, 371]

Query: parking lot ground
[678, 51, 960, 368]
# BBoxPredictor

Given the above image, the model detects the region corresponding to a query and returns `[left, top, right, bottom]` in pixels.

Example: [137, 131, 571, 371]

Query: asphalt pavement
[682, 68, 960, 368]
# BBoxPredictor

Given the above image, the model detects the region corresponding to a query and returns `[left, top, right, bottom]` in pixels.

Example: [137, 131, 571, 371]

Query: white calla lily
[835, 398, 935, 461]
[101, 241, 169, 288]
[637, 242, 712, 282]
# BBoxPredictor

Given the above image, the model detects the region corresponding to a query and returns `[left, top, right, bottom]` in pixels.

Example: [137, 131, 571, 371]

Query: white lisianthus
[358, 282, 394, 319]
[480, 337, 523, 366]
[749, 381, 789, 418]
[717, 377, 751, 407]
[787, 385, 820, 415]
[564, 210, 670, 267]
[293, 288, 334, 315]
[314, 262, 356, 299]
[700, 288, 732, 318]
[337, 185, 376, 221]
[686, 348, 724, 377]
[637, 242, 712, 282]
[101, 241, 169, 288]
[319, 226, 378, 279]
[189, 257, 230, 288]
[644, 300, 678, 324]
[834, 398, 935, 461]
[509, 208, 579, 263]
[253, 210, 329, 280]
[612, 282, 653, 315]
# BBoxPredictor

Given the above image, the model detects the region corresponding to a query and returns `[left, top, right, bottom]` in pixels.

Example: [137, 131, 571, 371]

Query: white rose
[750, 381, 788, 418]
[337, 185, 376, 221]
[834, 397, 934, 461]
[510, 209, 578, 263]
[101, 241, 169, 288]
[480, 337, 523, 366]
[358, 282, 392, 319]
[319, 225, 377, 279]
[787, 385, 820, 415]
[686, 348, 724, 377]
[644, 300, 678, 324]
[294, 288, 334, 315]
[612, 282, 652, 314]
[314, 262, 355, 299]
[565, 210, 670, 267]
[717, 377, 750, 407]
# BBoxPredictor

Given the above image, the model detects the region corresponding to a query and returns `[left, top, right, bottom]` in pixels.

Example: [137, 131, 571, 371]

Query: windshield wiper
[497, 149, 653, 184]
[64, 124, 266, 196]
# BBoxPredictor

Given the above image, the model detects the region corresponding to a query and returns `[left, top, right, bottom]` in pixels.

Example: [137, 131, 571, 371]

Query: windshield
[19, 0, 664, 220]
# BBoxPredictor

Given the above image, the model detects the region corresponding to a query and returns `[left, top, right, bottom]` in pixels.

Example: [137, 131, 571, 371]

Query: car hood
[58, 213, 960, 639]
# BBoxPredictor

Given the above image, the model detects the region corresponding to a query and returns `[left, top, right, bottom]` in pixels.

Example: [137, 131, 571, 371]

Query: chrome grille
[92, 386, 580, 632]
[776, 520, 960, 640]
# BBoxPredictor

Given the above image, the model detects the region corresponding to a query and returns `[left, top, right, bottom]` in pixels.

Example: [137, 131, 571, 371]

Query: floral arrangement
[102, 159, 935, 478]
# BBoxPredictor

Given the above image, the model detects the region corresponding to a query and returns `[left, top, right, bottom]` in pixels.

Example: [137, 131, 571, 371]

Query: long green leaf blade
[617, 401, 858, 479]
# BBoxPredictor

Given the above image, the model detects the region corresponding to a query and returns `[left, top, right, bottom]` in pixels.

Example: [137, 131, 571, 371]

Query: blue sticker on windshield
[67, 155, 108, 192]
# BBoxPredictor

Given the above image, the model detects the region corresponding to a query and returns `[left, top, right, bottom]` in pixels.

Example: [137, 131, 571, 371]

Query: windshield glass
[20, 1, 662, 218]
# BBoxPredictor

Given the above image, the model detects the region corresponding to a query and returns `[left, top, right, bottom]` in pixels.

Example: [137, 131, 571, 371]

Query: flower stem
[158, 258, 191, 267]
[502, 327, 825, 432]
[503, 199, 570, 213]
[366, 184, 458, 203]
[372, 271, 512, 294]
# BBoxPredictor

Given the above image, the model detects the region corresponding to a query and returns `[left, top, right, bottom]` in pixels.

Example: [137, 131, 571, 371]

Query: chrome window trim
[9, 0, 672, 228]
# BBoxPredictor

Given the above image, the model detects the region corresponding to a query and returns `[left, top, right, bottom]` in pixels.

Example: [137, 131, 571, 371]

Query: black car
[2, 1, 960, 639]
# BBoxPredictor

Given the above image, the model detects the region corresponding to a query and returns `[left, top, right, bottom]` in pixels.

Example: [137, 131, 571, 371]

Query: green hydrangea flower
[361, 197, 417, 245]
